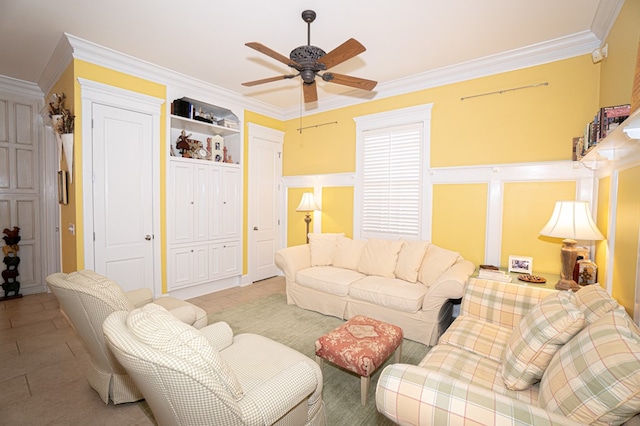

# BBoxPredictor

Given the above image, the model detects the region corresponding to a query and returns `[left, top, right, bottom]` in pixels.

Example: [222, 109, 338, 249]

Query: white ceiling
[0, 0, 622, 113]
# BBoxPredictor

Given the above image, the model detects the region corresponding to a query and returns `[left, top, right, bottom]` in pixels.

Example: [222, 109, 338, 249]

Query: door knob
[253, 226, 258, 231]
[145, 235, 152, 240]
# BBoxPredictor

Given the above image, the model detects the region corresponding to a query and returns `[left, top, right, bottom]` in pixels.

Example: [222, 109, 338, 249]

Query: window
[354, 104, 432, 240]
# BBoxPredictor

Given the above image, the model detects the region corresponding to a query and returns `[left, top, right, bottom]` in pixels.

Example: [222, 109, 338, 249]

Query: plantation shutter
[361, 122, 422, 238]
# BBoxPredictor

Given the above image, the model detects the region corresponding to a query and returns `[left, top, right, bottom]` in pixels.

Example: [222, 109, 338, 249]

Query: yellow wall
[432, 184, 487, 266]
[283, 56, 599, 175]
[321, 186, 354, 237]
[599, 0, 640, 107]
[502, 182, 576, 274]
[282, 56, 598, 273]
[56, 60, 167, 285]
[612, 165, 640, 315]
[47, 64, 76, 273]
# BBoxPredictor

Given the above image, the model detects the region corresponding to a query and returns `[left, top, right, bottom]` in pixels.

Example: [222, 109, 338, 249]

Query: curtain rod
[461, 82, 549, 101]
[297, 121, 338, 133]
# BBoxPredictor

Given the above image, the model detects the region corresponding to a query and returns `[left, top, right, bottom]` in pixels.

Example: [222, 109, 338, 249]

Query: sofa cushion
[333, 236, 367, 271]
[308, 233, 343, 266]
[501, 291, 585, 391]
[296, 266, 364, 297]
[538, 307, 640, 425]
[439, 316, 512, 363]
[574, 284, 618, 324]
[357, 238, 404, 278]
[394, 240, 429, 283]
[349, 275, 426, 313]
[419, 344, 540, 405]
[127, 303, 243, 398]
[418, 244, 460, 287]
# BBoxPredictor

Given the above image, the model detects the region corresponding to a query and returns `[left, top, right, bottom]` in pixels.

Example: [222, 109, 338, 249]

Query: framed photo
[508, 255, 533, 274]
[58, 171, 68, 205]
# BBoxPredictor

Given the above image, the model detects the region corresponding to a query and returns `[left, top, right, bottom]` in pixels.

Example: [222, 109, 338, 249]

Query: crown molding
[590, 0, 625, 42]
[38, 33, 73, 96]
[0, 74, 43, 98]
[36, 0, 621, 122]
[281, 30, 601, 120]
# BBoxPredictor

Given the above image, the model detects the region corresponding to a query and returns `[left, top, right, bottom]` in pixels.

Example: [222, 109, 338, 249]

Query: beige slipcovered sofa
[376, 278, 640, 425]
[275, 233, 475, 346]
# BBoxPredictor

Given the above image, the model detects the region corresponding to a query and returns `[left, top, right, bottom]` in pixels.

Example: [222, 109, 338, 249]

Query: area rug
[206, 293, 431, 425]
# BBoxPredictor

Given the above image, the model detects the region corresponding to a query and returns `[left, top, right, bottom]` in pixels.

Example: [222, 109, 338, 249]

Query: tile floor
[0, 276, 286, 425]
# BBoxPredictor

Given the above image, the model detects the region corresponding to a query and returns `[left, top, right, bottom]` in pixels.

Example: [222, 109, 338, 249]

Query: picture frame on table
[508, 255, 533, 274]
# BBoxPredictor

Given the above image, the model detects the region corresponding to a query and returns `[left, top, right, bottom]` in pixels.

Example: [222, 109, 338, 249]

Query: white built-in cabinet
[167, 100, 241, 292]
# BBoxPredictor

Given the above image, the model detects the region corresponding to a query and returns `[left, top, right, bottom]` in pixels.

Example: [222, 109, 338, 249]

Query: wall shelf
[581, 107, 640, 169]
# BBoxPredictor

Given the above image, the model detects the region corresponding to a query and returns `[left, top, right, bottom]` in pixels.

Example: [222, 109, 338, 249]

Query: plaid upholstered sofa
[275, 233, 475, 346]
[376, 278, 640, 425]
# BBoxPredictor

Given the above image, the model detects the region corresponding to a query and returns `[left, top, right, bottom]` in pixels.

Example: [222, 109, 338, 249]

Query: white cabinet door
[222, 168, 240, 239]
[193, 244, 209, 283]
[221, 240, 241, 277]
[193, 165, 210, 241]
[169, 161, 194, 244]
[168, 246, 194, 289]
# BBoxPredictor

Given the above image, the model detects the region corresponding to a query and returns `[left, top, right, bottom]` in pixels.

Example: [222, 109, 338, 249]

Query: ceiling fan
[242, 10, 377, 103]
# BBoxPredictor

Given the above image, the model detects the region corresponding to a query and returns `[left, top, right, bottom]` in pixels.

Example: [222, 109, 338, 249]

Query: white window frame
[353, 103, 432, 241]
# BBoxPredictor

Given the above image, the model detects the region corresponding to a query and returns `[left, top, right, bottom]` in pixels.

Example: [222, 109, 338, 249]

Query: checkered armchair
[45, 270, 207, 404]
[103, 303, 326, 426]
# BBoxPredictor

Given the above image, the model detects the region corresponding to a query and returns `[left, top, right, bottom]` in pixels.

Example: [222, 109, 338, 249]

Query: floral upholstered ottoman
[315, 315, 403, 405]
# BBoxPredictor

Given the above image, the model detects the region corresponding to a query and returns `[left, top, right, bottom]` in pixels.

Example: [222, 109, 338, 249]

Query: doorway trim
[78, 78, 164, 295]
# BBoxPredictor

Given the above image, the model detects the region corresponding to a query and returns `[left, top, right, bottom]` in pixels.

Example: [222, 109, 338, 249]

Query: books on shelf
[582, 104, 631, 153]
[477, 268, 512, 283]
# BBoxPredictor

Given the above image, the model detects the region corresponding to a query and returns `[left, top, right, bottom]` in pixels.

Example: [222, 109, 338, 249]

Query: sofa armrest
[200, 321, 234, 351]
[376, 364, 584, 426]
[423, 259, 475, 305]
[124, 288, 153, 308]
[238, 361, 318, 425]
[461, 278, 556, 329]
[274, 244, 311, 283]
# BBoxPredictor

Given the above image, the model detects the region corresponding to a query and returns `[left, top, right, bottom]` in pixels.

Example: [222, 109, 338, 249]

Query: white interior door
[92, 103, 154, 293]
[248, 124, 283, 282]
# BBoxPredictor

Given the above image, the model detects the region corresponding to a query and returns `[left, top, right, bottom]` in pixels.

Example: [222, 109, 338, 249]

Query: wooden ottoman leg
[315, 356, 324, 369]
[360, 375, 370, 406]
[394, 343, 402, 363]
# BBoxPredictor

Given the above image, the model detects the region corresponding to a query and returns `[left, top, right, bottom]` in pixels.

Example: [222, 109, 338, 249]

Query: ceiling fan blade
[303, 82, 318, 103]
[245, 42, 299, 68]
[325, 73, 377, 91]
[242, 75, 296, 87]
[317, 38, 366, 69]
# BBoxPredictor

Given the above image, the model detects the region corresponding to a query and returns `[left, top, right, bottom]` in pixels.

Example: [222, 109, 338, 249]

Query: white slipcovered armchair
[102, 303, 326, 426]
[45, 270, 207, 404]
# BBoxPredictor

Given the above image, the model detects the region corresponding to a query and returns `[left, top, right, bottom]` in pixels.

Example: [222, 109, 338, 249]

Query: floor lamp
[296, 192, 320, 244]
[539, 200, 604, 291]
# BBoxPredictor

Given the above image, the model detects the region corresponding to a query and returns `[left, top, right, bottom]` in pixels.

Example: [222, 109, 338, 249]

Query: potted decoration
[48, 93, 75, 183]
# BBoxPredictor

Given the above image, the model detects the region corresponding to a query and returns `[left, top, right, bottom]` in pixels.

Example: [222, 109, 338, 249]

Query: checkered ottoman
[315, 315, 403, 405]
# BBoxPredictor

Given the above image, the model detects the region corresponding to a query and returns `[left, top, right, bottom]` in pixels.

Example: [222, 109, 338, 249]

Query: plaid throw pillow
[538, 307, 640, 425]
[501, 291, 585, 390]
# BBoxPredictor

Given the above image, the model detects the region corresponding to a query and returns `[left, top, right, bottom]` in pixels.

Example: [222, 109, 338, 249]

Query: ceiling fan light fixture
[242, 10, 377, 103]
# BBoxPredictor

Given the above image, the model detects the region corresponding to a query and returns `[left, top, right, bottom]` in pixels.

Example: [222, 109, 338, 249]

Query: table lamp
[539, 200, 604, 291]
[296, 192, 320, 243]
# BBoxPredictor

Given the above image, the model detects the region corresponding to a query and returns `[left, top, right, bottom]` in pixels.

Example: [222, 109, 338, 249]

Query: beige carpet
[206, 293, 431, 425]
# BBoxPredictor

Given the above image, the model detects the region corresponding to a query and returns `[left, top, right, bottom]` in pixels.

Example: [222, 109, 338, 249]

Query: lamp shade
[296, 192, 320, 212]
[539, 201, 604, 241]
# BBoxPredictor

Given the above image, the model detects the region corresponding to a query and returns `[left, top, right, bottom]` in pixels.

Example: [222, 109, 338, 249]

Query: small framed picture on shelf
[508, 255, 533, 274]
